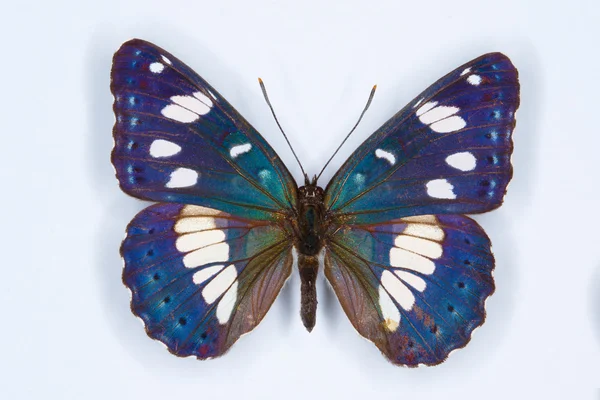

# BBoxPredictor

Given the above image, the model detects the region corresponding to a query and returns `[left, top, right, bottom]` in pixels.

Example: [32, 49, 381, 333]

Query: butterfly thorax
[297, 184, 326, 256]
[296, 183, 326, 332]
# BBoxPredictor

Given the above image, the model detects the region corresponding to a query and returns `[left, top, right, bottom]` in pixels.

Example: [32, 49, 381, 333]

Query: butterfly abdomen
[297, 184, 326, 331]
[299, 253, 319, 331]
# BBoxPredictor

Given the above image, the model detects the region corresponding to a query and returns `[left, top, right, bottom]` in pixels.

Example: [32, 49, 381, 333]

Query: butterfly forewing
[111, 39, 297, 221]
[324, 215, 494, 366]
[122, 204, 293, 358]
[325, 53, 519, 224]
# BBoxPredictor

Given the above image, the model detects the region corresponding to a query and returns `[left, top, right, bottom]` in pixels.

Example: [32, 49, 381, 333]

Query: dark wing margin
[325, 53, 519, 224]
[122, 203, 293, 358]
[111, 39, 297, 221]
[324, 214, 494, 366]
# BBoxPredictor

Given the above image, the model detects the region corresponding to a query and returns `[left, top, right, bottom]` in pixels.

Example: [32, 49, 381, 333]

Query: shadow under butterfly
[110, 39, 520, 367]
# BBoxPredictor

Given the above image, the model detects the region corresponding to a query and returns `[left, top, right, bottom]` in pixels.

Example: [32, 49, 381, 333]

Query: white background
[1, 0, 598, 398]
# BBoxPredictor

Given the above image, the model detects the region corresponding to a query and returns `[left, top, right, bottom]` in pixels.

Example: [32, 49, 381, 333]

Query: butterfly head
[299, 177, 324, 205]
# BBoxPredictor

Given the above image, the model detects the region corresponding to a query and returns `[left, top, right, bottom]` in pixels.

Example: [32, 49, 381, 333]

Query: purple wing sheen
[324, 214, 494, 366]
[111, 39, 297, 221]
[325, 53, 519, 224]
[122, 203, 293, 358]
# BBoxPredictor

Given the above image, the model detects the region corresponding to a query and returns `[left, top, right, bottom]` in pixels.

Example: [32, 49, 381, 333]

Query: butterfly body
[111, 39, 519, 366]
[296, 181, 327, 331]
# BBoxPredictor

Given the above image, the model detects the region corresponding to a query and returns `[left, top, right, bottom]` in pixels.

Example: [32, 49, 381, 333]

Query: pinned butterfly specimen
[111, 39, 519, 366]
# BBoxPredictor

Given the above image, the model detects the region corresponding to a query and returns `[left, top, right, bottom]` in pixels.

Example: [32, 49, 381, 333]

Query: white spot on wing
[166, 168, 198, 188]
[446, 152, 476, 171]
[381, 270, 415, 311]
[404, 223, 445, 241]
[418, 106, 460, 125]
[416, 101, 438, 116]
[394, 235, 443, 259]
[375, 149, 396, 165]
[171, 94, 211, 116]
[417, 103, 466, 133]
[378, 284, 400, 331]
[161, 104, 199, 123]
[161, 55, 172, 65]
[354, 173, 365, 185]
[149, 139, 181, 158]
[402, 215, 437, 224]
[183, 242, 229, 269]
[460, 67, 471, 76]
[176, 230, 226, 252]
[175, 217, 217, 233]
[230, 143, 252, 158]
[180, 205, 221, 216]
[430, 116, 466, 133]
[258, 170, 272, 184]
[426, 179, 456, 199]
[216, 280, 238, 324]
[149, 62, 164, 73]
[389, 247, 436, 275]
[467, 74, 482, 86]
[161, 92, 214, 123]
[394, 270, 426, 292]
[202, 264, 237, 304]
[194, 91, 214, 108]
[413, 98, 423, 108]
[193, 265, 225, 285]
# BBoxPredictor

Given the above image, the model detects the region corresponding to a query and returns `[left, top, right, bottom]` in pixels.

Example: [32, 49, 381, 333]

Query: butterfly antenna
[258, 78, 307, 178]
[315, 85, 377, 182]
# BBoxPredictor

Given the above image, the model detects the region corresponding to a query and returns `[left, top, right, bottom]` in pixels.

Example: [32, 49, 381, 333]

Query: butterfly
[111, 39, 519, 366]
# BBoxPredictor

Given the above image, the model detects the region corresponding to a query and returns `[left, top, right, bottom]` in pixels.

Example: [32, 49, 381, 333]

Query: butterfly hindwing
[325, 53, 519, 224]
[122, 203, 293, 358]
[324, 214, 494, 366]
[111, 39, 297, 221]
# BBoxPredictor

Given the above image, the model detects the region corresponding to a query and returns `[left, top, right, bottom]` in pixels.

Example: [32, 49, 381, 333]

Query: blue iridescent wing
[325, 53, 519, 224]
[112, 40, 297, 357]
[122, 203, 293, 358]
[324, 214, 493, 366]
[111, 39, 297, 221]
[323, 54, 518, 365]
